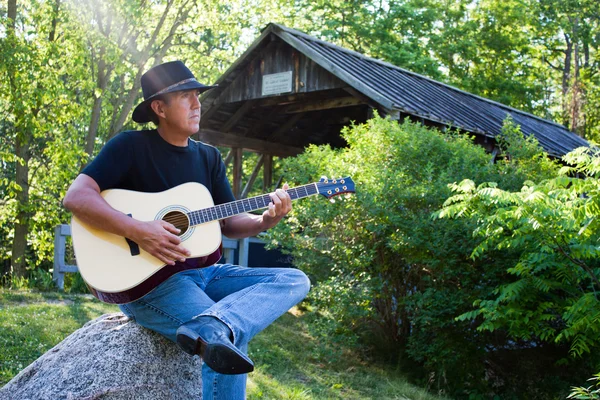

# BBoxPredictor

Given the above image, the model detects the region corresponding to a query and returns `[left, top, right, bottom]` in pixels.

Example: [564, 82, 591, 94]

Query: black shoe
[176, 316, 254, 375]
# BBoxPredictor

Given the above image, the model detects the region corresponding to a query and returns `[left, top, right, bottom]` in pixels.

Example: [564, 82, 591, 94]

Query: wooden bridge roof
[199, 23, 589, 158]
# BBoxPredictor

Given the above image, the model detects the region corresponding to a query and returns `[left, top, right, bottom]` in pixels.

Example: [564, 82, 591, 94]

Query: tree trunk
[568, 17, 584, 136]
[109, 1, 188, 139]
[49, 0, 60, 42]
[11, 137, 30, 278]
[561, 34, 573, 126]
[8, 0, 16, 23]
[7, 0, 29, 278]
[85, 94, 104, 156]
[109, 67, 144, 139]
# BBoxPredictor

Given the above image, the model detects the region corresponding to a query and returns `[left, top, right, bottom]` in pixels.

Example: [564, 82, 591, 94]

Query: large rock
[0, 313, 202, 400]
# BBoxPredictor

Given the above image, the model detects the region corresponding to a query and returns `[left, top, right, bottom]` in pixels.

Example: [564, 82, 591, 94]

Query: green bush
[266, 115, 575, 397]
[63, 272, 90, 294]
[569, 373, 600, 399]
[29, 268, 54, 291]
[439, 146, 600, 369]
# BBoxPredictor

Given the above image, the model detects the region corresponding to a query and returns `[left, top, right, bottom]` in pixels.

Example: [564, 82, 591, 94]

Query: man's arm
[63, 174, 190, 265]
[220, 184, 292, 239]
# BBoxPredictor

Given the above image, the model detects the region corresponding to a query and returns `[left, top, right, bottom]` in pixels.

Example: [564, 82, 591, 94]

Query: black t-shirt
[82, 129, 235, 205]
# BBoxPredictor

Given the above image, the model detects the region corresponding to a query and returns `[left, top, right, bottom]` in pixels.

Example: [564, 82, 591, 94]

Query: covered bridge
[198, 23, 589, 198]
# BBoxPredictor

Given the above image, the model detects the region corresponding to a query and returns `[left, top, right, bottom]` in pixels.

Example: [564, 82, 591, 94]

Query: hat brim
[132, 81, 217, 124]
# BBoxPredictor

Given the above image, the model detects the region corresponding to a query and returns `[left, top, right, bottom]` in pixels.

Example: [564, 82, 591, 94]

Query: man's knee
[280, 268, 311, 300]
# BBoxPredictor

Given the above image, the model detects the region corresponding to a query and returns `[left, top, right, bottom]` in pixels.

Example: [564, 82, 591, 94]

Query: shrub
[266, 114, 563, 396]
[439, 145, 600, 352]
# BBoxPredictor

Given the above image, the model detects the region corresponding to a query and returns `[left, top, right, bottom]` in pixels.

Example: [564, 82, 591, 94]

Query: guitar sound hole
[162, 211, 189, 236]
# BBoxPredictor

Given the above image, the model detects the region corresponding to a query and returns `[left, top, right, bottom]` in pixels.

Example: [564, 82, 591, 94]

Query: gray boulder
[0, 313, 202, 400]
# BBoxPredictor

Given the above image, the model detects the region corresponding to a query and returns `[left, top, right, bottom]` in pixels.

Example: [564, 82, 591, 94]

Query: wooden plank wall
[220, 38, 346, 104]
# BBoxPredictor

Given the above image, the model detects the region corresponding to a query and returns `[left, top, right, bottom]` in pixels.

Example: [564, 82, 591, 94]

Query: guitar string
[161, 189, 347, 227]
[160, 195, 299, 226]
[160, 183, 352, 228]
[161, 194, 280, 226]
[156, 184, 322, 227]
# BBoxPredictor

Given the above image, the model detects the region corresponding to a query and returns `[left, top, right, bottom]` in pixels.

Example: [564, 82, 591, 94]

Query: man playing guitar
[63, 60, 311, 400]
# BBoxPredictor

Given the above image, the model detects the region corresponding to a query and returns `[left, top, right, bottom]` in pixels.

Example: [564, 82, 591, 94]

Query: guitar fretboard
[187, 183, 319, 226]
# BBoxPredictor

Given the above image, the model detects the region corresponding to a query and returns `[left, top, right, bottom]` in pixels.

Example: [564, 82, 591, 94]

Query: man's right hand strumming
[129, 220, 191, 266]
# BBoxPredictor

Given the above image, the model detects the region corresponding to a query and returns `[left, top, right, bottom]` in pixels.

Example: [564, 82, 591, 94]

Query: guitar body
[71, 182, 222, 304]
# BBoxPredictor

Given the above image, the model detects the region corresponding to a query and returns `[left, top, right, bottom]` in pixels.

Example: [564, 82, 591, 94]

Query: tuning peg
[329, 198, 336, 204]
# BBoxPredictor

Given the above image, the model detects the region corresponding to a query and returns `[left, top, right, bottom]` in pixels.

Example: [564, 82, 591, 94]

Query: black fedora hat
[132, 60, 217, 123]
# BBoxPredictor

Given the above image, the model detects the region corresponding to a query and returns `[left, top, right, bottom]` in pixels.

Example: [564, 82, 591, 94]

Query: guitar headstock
[316, 176, 355, 199]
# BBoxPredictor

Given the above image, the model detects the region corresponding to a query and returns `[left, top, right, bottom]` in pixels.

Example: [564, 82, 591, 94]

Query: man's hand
[218, 183, 293, 239]
[261, 183, 292, 230]
[131, 220, 191, 266]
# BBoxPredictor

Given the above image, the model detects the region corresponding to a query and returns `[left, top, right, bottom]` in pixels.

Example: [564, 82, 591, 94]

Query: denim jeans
[118, 264, 311, 400]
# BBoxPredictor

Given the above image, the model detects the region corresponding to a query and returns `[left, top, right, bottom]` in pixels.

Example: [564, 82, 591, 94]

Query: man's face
[155, 89, 202, 136]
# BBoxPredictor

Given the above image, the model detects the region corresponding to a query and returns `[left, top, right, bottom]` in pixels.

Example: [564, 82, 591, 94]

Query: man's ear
[150, 99, 166, 119]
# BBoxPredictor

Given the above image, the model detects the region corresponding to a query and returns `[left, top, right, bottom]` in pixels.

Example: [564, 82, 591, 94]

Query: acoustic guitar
[71, 177, 355, 304]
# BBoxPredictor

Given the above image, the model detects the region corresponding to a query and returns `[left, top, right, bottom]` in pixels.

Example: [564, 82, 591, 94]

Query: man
[63, 60, 311, 400]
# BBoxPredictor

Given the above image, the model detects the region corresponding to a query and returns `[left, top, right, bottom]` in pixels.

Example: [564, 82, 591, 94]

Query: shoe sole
[176, 326, 254, 375]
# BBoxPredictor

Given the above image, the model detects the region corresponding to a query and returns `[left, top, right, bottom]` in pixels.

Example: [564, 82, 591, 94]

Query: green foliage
[432, 0, 546, 113]
[582, 70, 600, 143]
[0, 0, 303, 282]
[29, 268, 54, 292]
[63, 272, 92, 294]
[297, 0, 443, 78]
[267, 115, 562, 396]
[291, 0, 599, 133]
[439, 145, 600, 360]
[0, 0, 92, 276]
[1, 0, 598, 285]
[496, 116, 559, 182]
[569, 373, 600, 400]
[304, 271, 373, 356]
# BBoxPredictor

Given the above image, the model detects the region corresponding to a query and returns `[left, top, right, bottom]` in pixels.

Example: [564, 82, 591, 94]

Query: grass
[0, 289, 119, 385]
[0, 289, 446, 400]
[246, 310, 443, 400]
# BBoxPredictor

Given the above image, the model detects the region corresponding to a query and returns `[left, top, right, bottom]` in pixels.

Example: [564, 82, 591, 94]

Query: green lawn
[0, 289, 446, 400]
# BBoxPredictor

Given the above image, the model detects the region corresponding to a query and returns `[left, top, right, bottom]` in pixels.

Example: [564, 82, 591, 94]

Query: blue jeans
[118, 264, 311, 400]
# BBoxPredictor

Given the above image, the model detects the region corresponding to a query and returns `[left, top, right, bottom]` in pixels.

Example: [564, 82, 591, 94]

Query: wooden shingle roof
[200, 23, 589, 158]
[271, 24, 589, 157]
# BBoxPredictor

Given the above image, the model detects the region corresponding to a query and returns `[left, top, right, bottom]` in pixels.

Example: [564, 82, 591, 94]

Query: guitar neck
[187, 183, 319, 226]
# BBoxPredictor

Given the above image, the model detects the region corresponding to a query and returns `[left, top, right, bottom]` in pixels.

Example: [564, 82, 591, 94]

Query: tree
[0, 0, 309, 281]
[73, 0, 296, 158]
[292, 0, 443, 78]
[429, 0, 549, 113]
[71, 0, 201, 156]
[1, 0, 68, 277]
[4, 0, 29, 278]
[531, 0, 600, 137]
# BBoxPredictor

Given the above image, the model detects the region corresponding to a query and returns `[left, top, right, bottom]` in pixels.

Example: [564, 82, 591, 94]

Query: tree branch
[553, 236, 600, 294]
[543, 58, 562, 71]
